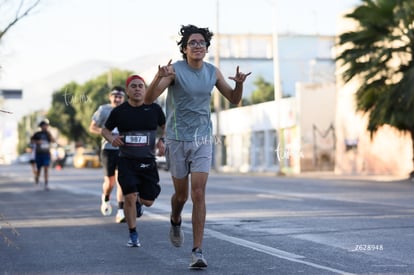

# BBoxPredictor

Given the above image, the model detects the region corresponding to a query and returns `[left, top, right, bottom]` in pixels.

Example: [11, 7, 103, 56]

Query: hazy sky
[0, 0, 360, 88]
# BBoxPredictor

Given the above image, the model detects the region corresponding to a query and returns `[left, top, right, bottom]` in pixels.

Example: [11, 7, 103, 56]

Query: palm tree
[336, 0, 414, 178]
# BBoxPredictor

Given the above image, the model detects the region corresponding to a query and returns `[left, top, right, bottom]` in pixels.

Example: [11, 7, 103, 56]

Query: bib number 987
[125, 135, 148, 144]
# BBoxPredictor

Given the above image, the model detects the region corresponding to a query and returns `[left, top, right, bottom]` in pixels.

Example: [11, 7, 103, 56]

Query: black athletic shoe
[136, 200, 143, 218]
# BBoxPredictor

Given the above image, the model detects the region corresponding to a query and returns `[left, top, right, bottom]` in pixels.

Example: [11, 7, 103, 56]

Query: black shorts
[117, 158, 161, 200]
[101, 149, 119, 177]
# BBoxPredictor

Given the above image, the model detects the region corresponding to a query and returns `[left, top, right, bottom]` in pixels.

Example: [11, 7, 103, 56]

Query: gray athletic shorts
[165, 139, 212, 178]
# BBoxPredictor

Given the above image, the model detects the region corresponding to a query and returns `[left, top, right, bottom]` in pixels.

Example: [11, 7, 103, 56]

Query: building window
[253, 131, 265, 168]
[267, 130, 279, 167]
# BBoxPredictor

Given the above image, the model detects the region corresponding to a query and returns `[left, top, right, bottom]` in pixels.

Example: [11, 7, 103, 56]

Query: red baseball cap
[126, 75, 145, 88]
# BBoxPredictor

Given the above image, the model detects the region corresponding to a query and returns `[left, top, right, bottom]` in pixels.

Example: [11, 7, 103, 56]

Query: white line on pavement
[55, 182, 355, 275]
[145, 204, 355, 275]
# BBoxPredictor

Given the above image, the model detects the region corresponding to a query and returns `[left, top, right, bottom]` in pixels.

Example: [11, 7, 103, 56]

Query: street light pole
[213, 0, 222, 171]
[272, 0, 283, 174]
[272, 0, 282, 101]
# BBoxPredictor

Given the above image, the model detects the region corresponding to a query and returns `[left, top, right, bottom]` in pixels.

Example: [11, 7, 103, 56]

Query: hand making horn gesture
[228, 66, 251, 83]
[158, 59, 175, 78]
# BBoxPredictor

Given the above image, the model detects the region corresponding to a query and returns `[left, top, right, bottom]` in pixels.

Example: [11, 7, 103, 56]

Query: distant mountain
[14, 52, 174, 119]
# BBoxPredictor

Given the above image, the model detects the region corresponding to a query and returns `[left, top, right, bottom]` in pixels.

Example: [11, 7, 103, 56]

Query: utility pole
[272, 0, 283, 174]
[213, 0, 222, 171]
[107, 0, 113, 88]
[272, 0, 282, 101]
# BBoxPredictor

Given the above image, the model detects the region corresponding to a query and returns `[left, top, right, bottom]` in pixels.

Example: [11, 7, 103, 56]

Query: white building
[0, 90, 22, 164]
[208, 33, 337, 174]
[210, 30, 412, 177]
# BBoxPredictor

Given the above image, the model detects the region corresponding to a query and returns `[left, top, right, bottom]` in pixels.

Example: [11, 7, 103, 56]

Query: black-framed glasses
[187, 40, 207, 48]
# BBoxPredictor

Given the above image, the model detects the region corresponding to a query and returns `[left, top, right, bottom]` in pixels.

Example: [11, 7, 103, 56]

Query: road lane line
[205, 229, 355, 275]
[145, 210, 355, 275]
[55, 183, 355, 275]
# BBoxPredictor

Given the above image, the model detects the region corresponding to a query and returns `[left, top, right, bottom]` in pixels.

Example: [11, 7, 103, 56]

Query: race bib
[40, 143, 50, 150]
[125, 134, 148, 144]
[119, 130, 156, 158]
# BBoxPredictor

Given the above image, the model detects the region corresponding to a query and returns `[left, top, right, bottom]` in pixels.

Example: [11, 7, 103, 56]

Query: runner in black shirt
[31, 120, 55, 191]
[102, 75, 166, 247]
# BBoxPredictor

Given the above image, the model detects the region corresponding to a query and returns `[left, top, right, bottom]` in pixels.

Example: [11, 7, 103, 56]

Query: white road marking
[55, 182, 355, 275]
[145, 203, 355, 275]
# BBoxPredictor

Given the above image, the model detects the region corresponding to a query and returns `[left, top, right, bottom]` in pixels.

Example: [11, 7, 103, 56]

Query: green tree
[336, 0, 414, 178]
[47, 69, 132, 149]
[250, 76, 274, 104]
[47, 82, 86, 144]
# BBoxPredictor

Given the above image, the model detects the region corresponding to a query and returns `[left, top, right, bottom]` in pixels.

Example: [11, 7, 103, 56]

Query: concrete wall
[334, 12, 413, 177]
[296, 82, 336, 172]
[334, 80, 413, 176]
[212, 98, 299, 174]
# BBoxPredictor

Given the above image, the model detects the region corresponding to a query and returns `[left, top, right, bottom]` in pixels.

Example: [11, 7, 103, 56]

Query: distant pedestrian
[89, 86, 126, 223]
[31, 120, 56, 191]
[101, 75, 166, 247]
[29, 137, 37, 178]
[145, 24, 251, 269]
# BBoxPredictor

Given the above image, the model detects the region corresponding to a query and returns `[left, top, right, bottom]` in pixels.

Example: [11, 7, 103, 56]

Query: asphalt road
[1, 164, 414, 275]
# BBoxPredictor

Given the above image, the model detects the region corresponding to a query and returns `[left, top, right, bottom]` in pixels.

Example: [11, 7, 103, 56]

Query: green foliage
[336, 0, 414, 175]
[47, 82, 86, 143]
[250, 76, 275, 104]
[210, 75, 274, 109]
[336, 0, 414, 135]
[47, 69, 133, 149]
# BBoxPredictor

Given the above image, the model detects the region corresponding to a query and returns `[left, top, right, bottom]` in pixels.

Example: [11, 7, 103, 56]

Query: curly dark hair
[177, 24, 214, 60]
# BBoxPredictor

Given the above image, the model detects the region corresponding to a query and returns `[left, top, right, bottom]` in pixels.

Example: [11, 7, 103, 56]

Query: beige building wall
[296, 83, 336, 172]
[334, 80, 412, 176]
[334, 11, 413, 177]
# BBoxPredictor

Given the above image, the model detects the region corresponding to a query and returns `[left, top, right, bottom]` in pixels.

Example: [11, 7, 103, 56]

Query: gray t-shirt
[166, 61, 217, 141]
[91, 104, 119, 150]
